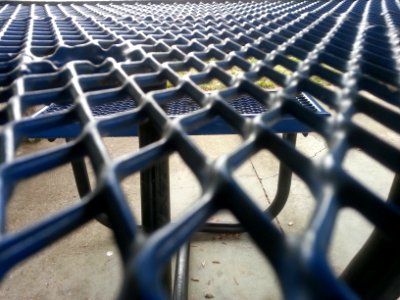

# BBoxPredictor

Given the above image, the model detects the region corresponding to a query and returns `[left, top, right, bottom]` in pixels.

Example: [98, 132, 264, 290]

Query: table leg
[267, 133, 297, 217]
[341, 174, 400, 299]
[67, 138, 110, 226]
[66, 138, 92, 197]
[172, 243, 190, 300]
[70, 157, 91, 198]
[138, 122, 171, 232]
[139, 121, 171, 293]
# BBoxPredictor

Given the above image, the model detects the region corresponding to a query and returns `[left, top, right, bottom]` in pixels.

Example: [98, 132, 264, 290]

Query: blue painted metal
[0, 0, 400, 299]
[33, 92, 327, 137]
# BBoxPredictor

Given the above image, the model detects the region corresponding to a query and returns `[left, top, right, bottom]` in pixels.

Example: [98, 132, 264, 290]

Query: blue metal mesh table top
[40, 92, 321, 116]
[1, 0, 400, 299]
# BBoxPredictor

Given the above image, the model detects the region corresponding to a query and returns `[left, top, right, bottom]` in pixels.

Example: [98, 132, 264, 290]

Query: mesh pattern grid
[0, 0, 400, 299]
[41, 93, 320, 117]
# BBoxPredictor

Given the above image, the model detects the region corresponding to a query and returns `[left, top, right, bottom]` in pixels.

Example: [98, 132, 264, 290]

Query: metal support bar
[66, 138, 91, 197]
[138, 121, 171, 232]
[70, 157, 91, 197]
[201, 133, 297, 233]
[341, 174, 400, 299]
[172, 243, 190, 300]
[267, 132, 297, 217]
[138, 121, 171, 293]
[67, 138, 111, 226]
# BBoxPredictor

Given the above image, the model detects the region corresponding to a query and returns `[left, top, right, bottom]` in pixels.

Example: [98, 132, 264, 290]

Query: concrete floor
[0, 112, 397, 299]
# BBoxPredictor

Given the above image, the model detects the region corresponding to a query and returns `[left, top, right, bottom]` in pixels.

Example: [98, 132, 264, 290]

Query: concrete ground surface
[0, 112, 397, 299]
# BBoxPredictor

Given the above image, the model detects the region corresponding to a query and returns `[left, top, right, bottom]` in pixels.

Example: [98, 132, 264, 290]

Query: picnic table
[0, 0, 400, 299]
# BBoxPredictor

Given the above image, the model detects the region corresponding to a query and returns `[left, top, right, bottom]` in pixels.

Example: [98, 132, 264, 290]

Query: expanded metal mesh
[0, 0, 400, 299]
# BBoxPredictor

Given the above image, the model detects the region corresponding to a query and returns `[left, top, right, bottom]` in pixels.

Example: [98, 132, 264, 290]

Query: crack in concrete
[309, 146, 327, 159]
[249, 158, 284, 232]
[263, 173, 279, 180]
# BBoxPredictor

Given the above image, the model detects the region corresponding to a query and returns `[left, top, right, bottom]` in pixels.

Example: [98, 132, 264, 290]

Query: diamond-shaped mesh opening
[79, 71, 124, 93]
[142, 42, 170, 54]
[189, 134, 242, 164]
[121, 60, 158, 76]
[0, 61, 19, 80]
[224, 92, 267, 115]
[273, 64, 293, 77]
[226, 63, 244, 74]
[135, 72, 176, 94]
[31, 45, 57, 56]
[153, 50, 185, 64]
[254, 76, 282, 90]
[352, 113, 400, 152]
[0, 220, 122, 299]
[245, 56, 262, 65]
[232, 151, 276, 218]
[359, 75, 400, 105]
[74, 61, 114, 76]
[97, 108, 142, 138]
[343, 148, 395, 200]
[87, 86, 139, 117]
[198, 78, 226, 92]
[191, 69, 228, 92]
[199, 35, 222, 48]
[14, 112, 84, 158]
[299, 78, 338, 112]
[173, 66, 200, 78]
[176, 41, 206, 54]
[6, 133, 98, 233]
[157, 91, 202, 117]
[24, 70, 72, 92]
[360, 84, 399, 107]
[6, 153, 96, 232]
[254, 64, 287, 91]
[234, 139, 317, 234]
[203, 55, 223, 65]
[294, 131, 328, 159]
[0, 67, 18, 89]
[328, 208, 374, 276]
[271, 175, 316, 234]
[320, 61, 344, 75]
[120, 171, 141, 223]
[188, 232, 283, 299]
[309, 74, 339, 92]
[105, 137, 142, 223]
[169, 153, 202, 220]
[181, 97, 245, 135]
[21, 87, 76, 118]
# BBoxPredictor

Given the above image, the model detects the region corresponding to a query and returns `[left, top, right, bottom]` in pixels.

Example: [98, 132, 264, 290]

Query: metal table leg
[68, 123, 173, 291]
[172, 133, 297, 300]
[138, 121, 172, 293]
[138, 122, 171, 233]
[341, 174, 400, 299]
[70, 156, 91, 198]
[173, 243, 190, 300]
[67, 138, 110, 226]
[68, 132, 297, 298]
